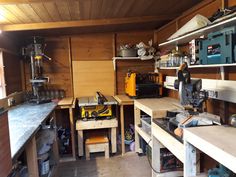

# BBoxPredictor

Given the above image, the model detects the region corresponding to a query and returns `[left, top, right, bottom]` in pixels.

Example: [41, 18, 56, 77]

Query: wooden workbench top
[58, 97, 74, 106]
[113, 95, 134, 105]
[184, 126, 236, 173]
[134, 97, 181, 118]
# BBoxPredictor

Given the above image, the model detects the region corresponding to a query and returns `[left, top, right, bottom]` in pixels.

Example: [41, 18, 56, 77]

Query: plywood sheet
[71, 34, 113, 61]
[73, 61, 114, 97]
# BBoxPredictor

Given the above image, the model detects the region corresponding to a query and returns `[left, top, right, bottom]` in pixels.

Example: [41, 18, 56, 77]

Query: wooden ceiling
[0, 0, 202, 32]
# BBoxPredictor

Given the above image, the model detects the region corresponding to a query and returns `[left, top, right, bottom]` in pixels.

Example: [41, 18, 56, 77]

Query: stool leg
[105, 143, 109, 159]
[85, 145, 90, 160]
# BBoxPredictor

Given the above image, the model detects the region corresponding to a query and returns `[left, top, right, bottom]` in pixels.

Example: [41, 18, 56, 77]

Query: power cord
[146, 138, 160, 174]
[145, 138, 185, 177]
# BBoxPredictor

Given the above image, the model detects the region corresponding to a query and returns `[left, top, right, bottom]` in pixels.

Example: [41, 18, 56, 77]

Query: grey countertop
[8, 102, 57, 159]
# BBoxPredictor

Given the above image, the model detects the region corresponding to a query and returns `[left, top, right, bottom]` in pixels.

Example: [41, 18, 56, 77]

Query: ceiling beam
[1, 15, 179, 32]
[0, 0, 62, 4]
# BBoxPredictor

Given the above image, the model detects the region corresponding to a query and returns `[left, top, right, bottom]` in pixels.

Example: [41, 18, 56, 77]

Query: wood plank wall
[23, 30, 154, 97]
[155, 0, 236, 123]
[24, 37, 73, 97]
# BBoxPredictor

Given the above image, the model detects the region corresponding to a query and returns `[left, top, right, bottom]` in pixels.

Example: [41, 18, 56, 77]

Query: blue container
[199, 26, 236, 64]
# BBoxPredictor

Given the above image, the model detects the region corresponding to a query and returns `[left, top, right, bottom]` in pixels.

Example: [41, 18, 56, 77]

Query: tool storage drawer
[0, 111, 12, 177]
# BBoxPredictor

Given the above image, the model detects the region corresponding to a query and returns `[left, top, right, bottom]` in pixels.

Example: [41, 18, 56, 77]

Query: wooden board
[71, 33, 113, 61]
[24, 37, 73, 97]
[58, 97, 74, 106]
[72, 61, 115, 97]
[0, 111, 12, 177]
[184, 126, 236, 173]
[134, 97, 181, 118]
[113, 95, 134, 105]
[76, 119, 118, 130]
[0, 0, 201, 25]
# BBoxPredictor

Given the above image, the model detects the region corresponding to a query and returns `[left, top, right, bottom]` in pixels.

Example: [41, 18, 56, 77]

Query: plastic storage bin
[141, 116, 151, 135]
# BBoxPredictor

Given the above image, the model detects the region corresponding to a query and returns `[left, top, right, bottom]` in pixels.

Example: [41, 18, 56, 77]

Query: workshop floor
[57, 152, 151, 177]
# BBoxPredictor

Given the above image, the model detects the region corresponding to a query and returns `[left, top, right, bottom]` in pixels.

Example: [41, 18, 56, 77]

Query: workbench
[8, 102, 58, 177]
[57, 97, 76, 162]
[184, 126, 236, 177]
[134, 97, 183, 177]
[113, 95, 134, 155]
[76, 118, 118, 157]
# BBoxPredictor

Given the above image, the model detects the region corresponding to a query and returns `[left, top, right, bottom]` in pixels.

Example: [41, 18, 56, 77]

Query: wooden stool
[85, 135, 109, 160]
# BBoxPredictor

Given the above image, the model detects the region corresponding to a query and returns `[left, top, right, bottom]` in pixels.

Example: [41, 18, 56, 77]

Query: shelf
[154, 170, 183, 177]
[160, 63, 236, 70]
[113, 57, 141, 60]
[135, 125, 152, 147]
[189, 173, 207, 177]
[159, 15, 236, 47]
[112, 56, 153, 70]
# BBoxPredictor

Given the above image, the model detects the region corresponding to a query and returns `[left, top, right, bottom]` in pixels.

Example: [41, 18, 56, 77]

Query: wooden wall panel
[3, 52, 22, 95]
[0, 111, 12, 177]
[24, 37, 73, 97]
[155, 21, 177, 44]
[178, 0, 221, 28]
[228, 0, 236, 7]
[71, 33, 113, 61]
[116, 31, 154, 54]
[73, 61, 114, 97]
[116, 60, 154, 94]
[155, 0, 236, 124]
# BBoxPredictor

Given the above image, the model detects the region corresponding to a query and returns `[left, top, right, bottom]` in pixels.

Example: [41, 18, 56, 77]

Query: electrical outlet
[207, 90, 218, 99]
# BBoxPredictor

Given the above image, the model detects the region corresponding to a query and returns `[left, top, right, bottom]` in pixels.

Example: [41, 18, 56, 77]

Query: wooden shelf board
[135, 125, 152, 147]
[189, 173, 207, 177]
[160, 63, 236, 70]
[113, 57, 141, 60]
[154, 170, 183, 177]
[159, 15, 236, 47]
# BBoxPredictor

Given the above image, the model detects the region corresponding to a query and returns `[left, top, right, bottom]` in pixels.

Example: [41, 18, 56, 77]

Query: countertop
[8, 102, 57, 159]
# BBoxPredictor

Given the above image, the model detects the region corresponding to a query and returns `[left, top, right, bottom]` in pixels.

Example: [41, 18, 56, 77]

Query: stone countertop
[8, 102, 57, 159]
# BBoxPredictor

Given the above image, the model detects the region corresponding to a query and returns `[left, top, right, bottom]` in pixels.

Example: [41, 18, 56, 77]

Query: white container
[39, 159, 50, 176]
[141, 116, 151, 135]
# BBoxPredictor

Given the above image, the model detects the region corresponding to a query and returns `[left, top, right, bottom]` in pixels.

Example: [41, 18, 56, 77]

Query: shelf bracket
[220, 66, 225, 80]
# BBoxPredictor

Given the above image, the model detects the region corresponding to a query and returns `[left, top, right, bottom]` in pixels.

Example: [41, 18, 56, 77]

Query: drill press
[22, 36, 52, 104]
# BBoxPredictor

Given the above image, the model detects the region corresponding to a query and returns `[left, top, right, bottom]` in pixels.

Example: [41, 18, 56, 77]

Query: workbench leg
[52, 111, 59, 163]
[120, 105, 125, 155]
[26, 137, 39, 177]
[78, 130, 84, 157]
[69, 108, 76, 159]
[184, 140, 198, 177]
[152, 136, 162, 177]
[134, 106, 142, 153]
[111, 127, 117, 153]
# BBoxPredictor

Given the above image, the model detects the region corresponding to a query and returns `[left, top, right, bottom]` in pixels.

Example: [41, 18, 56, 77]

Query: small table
[57, 97, 76, 161]
[76, 118, 118, 157]
[113, 95, 134, 155]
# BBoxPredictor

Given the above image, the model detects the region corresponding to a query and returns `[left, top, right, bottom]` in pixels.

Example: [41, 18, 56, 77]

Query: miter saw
[174, 62, 208, 113]
[22, 36, 52, 104]
[171, 62, 220, 137]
